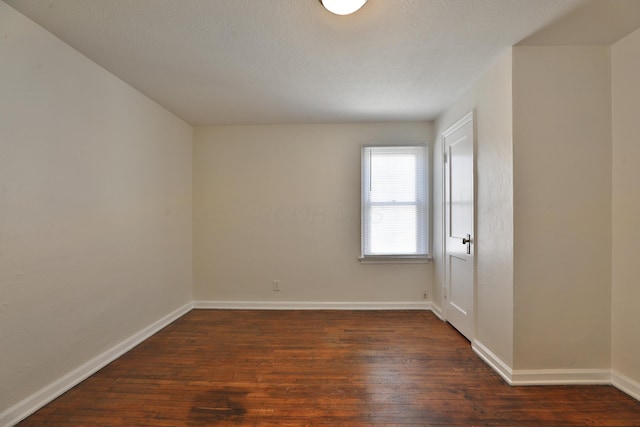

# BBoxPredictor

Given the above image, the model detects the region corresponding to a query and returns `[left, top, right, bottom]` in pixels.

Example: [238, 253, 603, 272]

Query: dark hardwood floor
[19, 310, 640, 426]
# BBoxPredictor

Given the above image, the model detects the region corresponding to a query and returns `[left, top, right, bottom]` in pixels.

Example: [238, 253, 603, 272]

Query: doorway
[442, 111, 475, 341]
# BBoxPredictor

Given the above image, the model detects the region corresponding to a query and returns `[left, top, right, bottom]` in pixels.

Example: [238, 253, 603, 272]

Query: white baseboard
[193, 300, 432, 310]
[0, 302, 193, 427]
[510, 368, 611, 385]
[472, 339, 611, 386]
[472, 339, 514, 384]
[612, 371, 640, 401]
[429, 303, 444, 320]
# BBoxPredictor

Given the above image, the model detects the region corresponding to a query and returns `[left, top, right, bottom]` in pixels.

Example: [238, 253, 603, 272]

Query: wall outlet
[423, 290, 428, 299]
[272, 280, 280, 291]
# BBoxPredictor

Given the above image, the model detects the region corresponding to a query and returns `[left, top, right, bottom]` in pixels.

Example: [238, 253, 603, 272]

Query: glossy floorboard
[19, 310, 640, 426]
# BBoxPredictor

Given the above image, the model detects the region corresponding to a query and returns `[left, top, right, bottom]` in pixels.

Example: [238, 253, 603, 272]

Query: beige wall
[612, 27, 640, 387]
[434, 50, 515, 366]
[0, 2, 193, 413]
[434, 41, 639, 391]
[512, 46, 612, 370]
[193, 123, 433, 303]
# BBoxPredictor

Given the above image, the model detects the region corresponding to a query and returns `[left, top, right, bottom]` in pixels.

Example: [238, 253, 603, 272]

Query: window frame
[360, 144, 430, 264]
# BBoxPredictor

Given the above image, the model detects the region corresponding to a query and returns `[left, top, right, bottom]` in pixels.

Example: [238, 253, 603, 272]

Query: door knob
[462, 234, 471, 254]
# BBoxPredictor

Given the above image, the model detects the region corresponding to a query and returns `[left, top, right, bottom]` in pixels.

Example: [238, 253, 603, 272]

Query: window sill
[358, 255, 431, 265]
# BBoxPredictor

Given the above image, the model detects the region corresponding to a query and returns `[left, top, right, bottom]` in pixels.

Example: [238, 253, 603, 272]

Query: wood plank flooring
[19, 310, 640, 426]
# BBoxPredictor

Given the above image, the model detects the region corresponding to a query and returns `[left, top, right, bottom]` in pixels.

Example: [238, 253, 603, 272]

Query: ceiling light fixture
[320, 0, 368, 16]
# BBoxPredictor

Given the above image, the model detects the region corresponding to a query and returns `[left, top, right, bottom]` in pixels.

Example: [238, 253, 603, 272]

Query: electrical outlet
[423, 290, 428, 299]
[272, 280, 280, 291]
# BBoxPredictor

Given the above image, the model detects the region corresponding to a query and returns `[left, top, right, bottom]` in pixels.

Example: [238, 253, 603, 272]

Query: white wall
[193, 123, 433, 303]
[0, 2, 193, 415]
[611, 27, 640, 390]
[512, 46, 612, 370]
[434, 51, 515, 366]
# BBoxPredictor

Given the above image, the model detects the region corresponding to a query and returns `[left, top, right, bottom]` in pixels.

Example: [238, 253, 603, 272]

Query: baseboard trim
[0, 302, 193, 427]
[510, 368, 611, 385]
[472, 340, 612, 386]
[193, 300, 432, 311]
[472, 339, 514, 384]
[429, 303, 444, 320]
[612, 371, 640, 401]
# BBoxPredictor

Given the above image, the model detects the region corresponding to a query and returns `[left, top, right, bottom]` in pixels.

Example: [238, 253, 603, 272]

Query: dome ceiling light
[320, 0, 368, 16]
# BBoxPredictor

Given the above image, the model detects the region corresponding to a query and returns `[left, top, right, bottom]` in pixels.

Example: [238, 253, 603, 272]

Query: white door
[443, 112, 475, 341]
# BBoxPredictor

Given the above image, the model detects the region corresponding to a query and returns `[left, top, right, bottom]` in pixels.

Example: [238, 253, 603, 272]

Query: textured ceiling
[4, 0, 589, 125]
[520, 0, 640, 45]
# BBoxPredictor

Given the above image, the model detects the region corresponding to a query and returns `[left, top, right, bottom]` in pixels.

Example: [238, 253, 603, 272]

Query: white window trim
[358, 254, 432, 264]
[360, 143, 430, 262]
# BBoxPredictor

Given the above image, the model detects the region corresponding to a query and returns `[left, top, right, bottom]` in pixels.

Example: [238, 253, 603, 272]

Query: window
[361, 145, 428, 261]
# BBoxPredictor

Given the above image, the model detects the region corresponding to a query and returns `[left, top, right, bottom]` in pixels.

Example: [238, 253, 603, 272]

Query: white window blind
[361, 145, 427, 257]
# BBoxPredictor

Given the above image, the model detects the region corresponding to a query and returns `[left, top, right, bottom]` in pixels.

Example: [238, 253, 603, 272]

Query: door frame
[441, 110, 477, 340]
